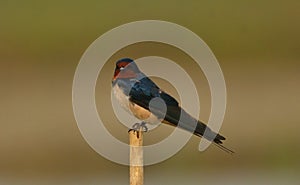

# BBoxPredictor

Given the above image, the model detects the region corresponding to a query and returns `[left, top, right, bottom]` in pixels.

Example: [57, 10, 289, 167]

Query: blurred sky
[1, 0, 300, 184]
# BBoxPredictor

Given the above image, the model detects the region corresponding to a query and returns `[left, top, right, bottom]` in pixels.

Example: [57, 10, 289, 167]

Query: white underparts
[113, 84, 161, 125]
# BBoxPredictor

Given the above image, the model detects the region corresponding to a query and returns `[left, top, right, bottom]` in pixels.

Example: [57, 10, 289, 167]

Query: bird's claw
[128, 122, 148, 133]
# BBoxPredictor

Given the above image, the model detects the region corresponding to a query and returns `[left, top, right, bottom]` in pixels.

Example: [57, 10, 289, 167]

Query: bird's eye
[120, 67, 124, 70]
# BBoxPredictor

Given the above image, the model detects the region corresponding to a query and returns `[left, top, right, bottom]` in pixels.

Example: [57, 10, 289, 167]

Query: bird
[112, 58, 234, 154]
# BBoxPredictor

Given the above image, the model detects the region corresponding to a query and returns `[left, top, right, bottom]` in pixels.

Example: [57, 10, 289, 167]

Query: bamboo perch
[129, 129, 144, 185]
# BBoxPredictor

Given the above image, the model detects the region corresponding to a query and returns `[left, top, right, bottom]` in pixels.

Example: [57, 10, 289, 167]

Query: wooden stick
[129, 130, 144, 185]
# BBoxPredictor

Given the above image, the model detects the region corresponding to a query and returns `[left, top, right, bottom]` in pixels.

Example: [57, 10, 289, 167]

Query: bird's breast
[112, 83, 131, 111]
[112, 83, 161, 125]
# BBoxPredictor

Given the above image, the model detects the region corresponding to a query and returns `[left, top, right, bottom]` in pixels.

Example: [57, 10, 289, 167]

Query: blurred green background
[1, 0, 300, 184]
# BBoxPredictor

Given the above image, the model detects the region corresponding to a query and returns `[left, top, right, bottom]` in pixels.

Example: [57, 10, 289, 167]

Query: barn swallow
[112, 58, 233, 154]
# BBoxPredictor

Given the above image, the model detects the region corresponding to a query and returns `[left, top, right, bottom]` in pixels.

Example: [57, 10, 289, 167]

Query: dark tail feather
[194, 121, 234, 154]
[164, 107, 234, 154]
[213, 142, 235, 154]
[194, 120, 225, 143]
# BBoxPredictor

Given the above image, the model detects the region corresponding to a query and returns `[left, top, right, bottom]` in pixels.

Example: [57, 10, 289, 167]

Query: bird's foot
[128, 122, 148, 133]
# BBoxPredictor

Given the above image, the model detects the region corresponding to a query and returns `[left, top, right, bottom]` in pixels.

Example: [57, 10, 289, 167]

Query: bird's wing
[128, 77, 178, 118]
[128, 77, 202, 131]
[128, 76, 234, 153]
[129, 76, 227, 142]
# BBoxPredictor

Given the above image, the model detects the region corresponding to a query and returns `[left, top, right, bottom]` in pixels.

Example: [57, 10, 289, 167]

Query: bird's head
[113, 58, 140, 81]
